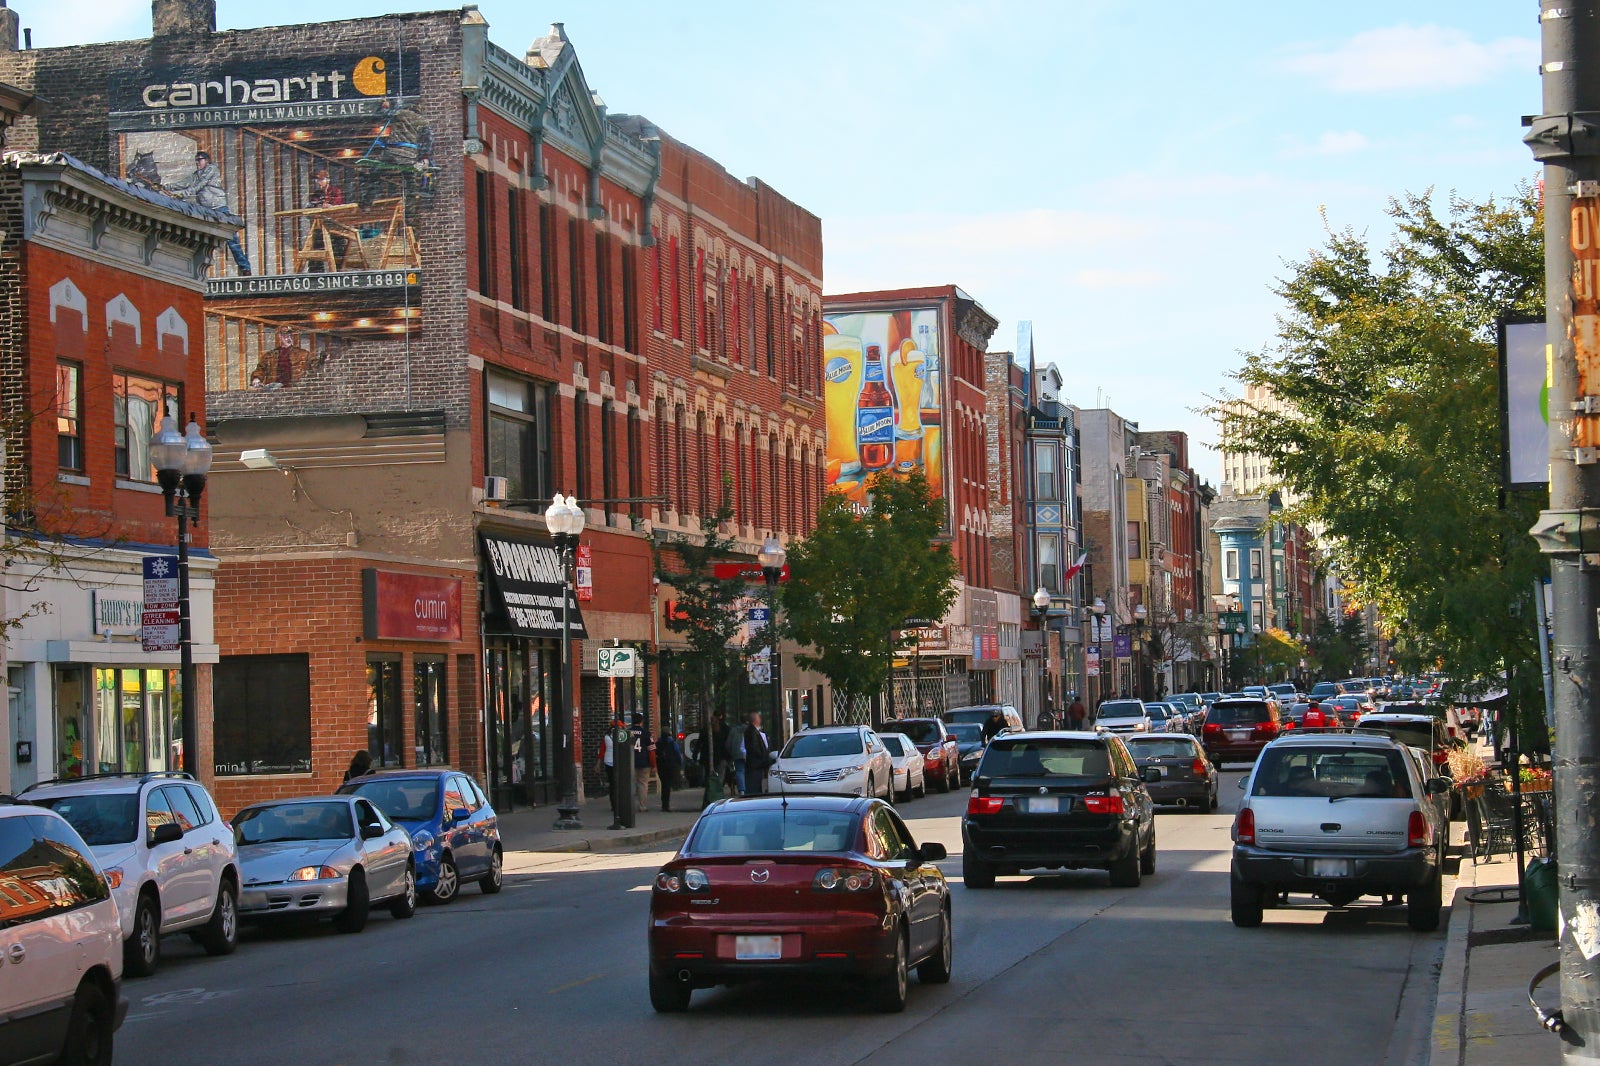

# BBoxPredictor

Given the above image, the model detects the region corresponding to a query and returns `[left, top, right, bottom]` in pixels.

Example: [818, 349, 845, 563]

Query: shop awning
[480, 533, 588, 640]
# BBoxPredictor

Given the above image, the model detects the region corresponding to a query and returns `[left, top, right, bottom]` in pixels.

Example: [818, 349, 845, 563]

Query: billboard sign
[822, 307, 943, 506]
[362, 569, 462, 642]
[1499, 316, 1549, 490]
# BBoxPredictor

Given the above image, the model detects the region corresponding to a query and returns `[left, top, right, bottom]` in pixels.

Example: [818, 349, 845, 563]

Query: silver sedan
[233, 796, 416, 934]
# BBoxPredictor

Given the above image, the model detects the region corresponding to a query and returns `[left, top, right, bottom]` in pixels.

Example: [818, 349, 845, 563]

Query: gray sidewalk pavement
[497, 790, 701, 855]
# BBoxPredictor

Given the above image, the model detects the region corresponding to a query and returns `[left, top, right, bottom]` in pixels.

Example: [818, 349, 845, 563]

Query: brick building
[0, 2, 825, 815]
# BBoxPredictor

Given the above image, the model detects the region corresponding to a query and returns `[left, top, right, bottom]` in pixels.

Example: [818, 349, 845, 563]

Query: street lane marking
[546, 973, 605, 994]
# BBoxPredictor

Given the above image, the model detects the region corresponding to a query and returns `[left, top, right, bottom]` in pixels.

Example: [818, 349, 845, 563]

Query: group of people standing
[1034, 694, 1088, 731]
[691, 710, 775, 797]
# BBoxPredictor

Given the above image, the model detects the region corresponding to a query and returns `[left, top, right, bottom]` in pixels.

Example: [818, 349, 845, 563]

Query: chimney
[0, 3, 19, 52]
[152, 0, 215, 38]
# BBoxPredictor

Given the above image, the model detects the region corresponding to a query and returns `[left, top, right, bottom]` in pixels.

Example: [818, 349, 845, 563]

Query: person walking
[1067, 694, 1087, 730]
[343, 749, 372, 782]
[743, 712, 773, 796]
[655, 728, 684, 811]
[599, 715, 624, 829]
[631, 713, 654, 813]
[982, 709, 1005, 742]
[726, 714, 748, 795]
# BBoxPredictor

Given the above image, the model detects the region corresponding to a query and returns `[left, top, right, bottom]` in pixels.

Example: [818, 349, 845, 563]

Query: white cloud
[1280, 130, 1371, 158]
[1281, 24, 1536, 92]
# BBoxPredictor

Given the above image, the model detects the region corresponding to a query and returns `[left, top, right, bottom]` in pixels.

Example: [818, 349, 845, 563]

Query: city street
[119, 770, 1446, 1065]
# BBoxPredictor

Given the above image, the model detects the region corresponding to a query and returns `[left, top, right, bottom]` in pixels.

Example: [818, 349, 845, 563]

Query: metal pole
[176, 504, 197, 777]
[1510, 658, 1530, 924]
[1528, 2, 1600, 1051]
[552, 538, 581, 829]
[767, 573, 783, 746]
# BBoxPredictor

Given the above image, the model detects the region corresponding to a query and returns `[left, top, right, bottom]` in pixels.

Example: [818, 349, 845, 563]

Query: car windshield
[690, 809, 860, 854]
[234, 801, 353, 844]
[1124, 737, 1199, 759]
[1098, 702, 1144, 718]
[33, 793, 139, 846]
[947, 723, 984, 743]
[895, 720, 941, 744]
[1250, 747, 1414, 799]
[1357, 722, 1436, 750]
[1209, 700, 1271, 726]
[879, 735, 908, 757]
[945, 708, 1000, 726]
[783, 732, 864, 758]
[341, 778, 439, 821]
[982, 739, 1111, 778]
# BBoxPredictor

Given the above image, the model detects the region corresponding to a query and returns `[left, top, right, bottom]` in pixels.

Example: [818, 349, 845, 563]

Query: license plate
[735, 935, 783, 961]
[1312, 859, 1349, 878]
[1150, 765, 1168, 778]
[1227, 729, 1249, 741]
[1028, 796, 1060, 813]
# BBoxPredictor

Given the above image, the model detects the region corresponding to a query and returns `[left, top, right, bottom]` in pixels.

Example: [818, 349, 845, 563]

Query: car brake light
[1234, 806, 1255, 844]
[1191, 758, 1207, 776]
[1082, 794, 1125, 815]
[813, 866, 876, 892]
[1203, 722, 1222, 736]
[1254, 720, 1279, 736]
[966, 795, 1004, 816]
[1408, 811, 1428, 848]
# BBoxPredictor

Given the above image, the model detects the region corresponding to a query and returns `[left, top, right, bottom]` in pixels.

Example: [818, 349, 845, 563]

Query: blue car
[338, 769, 501, 902]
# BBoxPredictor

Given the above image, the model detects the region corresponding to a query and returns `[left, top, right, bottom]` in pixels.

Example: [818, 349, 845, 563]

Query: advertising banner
[480, 534, 589, 640]
[1112, 634, 1133, 657]
[822, 307, 943, 506]
[1498, 316, 1549, 490]
[109, 48, 432, 393]
[362, 569, 462, 642]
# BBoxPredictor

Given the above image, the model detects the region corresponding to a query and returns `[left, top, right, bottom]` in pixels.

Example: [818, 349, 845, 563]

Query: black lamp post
[149, 413, 212, 777]
[1132, 603, 1148, 699]
[759, 536, 787, 741]
[1032, 586, 1052, 725]
[1090, 596, 1107, 707]
[545, 493, 586, 830]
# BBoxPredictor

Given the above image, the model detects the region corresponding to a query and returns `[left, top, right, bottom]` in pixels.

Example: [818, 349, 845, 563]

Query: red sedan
[648, 794, 952, 1013]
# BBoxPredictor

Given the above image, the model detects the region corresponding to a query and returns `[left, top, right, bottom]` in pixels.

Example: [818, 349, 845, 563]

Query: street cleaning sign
[141, 555, 180, 652]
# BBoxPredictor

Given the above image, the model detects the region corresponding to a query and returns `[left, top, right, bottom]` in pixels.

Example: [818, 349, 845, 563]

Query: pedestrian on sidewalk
[1067, 694, 1087, 730]
[599, 715, 624, 829]
[631, 713, 654, 813]
[743, 711, 773, 795]
[656, 727, 684, 811]
[726, 714, 748, 795]
[343, 749, 372, 782]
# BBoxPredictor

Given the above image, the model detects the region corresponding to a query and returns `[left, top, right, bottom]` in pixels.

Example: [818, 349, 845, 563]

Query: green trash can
[1526, 857, 1559, 932]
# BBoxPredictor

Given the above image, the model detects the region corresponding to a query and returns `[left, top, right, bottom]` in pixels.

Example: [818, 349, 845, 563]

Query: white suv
[769, 726, 893, 798]
[0, 798, 126, 1065]
[23, 772, 241, 977]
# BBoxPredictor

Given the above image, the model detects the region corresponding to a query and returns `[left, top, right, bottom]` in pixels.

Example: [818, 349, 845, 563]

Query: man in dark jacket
[982, 709, 1005, 742]
[655, 728, 684, 812]
[743, 712, 773, 796]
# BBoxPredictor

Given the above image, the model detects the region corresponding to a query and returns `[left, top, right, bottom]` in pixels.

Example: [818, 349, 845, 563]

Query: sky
[22, 1, 1541, 482]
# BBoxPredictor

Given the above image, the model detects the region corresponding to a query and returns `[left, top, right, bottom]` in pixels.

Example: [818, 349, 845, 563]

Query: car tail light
[1191, 757, 1207, 776]
[966, 795, 1004, 816]
[1234, 806, 1255, 845]
[654, 867, 709, 893]
[1254, 720, 1279, 737]
[1203, 722, 1222, 736]
[1408, 811, 1428, 848]
[1082, 794, 1125, 815]
[813, 866, 877, 892]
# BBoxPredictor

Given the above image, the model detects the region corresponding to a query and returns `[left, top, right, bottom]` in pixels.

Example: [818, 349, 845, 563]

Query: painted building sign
[108, 49, 431, 393]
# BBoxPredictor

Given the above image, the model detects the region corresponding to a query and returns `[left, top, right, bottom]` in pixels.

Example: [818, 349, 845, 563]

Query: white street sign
[597, 646, 638, 678]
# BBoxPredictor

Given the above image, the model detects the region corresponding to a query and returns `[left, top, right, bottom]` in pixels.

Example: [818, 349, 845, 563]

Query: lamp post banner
[479, 533, 588, 639]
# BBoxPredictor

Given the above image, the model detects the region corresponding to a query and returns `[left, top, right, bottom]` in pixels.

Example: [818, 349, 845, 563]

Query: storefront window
[214, 655, 312, 776]
[414, 659, 447, 766]
[367, 659, 404, 768]
[54, 667, 87, 779]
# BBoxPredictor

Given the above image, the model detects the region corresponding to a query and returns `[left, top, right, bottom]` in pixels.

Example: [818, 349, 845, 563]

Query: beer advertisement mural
[823, 307, 945, 506]
[107, 50, 432, 393]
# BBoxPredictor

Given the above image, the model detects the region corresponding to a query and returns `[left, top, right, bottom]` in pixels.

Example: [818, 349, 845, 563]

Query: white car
[25, 771, 241, 977]
[877, 732, 927, 801]
[769, 725, 893, 799]
[0, 798, 126, 1065]
[1096, 700, 1153, 734]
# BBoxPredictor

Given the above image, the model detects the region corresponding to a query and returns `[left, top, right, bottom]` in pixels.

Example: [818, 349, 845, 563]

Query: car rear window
[944, 709, 995, 726]
[341, 778, 438, 821]
[1250, 747, 1413, 799]
[1356, 722, 1436, 750]
[690, 809, 860, 854]
[981, 739, 1111, 778]
[1209, 700, 1272, 726]
[783, 731, 864, 758]
[879, 735, 908, 757]
[1098, 701, 1144, 718]
[1124, 737, 1199, 759]
[33, 793, 139, 846]
[948, 723, 984, 743]
[895, 720, 941, 744]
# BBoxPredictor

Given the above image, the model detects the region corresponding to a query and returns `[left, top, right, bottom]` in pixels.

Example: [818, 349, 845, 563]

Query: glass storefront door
[484, 638, 556, 810]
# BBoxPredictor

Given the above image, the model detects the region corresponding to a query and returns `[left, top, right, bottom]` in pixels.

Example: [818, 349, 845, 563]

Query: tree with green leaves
[1212, 187, 1546, 690]
[1311, 611, 1370, 680]
[780, 472, 958, 721]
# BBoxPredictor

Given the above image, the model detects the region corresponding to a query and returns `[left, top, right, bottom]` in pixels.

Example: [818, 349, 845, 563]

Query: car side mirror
[452, 808, 471, 822]
[149, 822, 183, 847]
[361, 822, 386, 839]
[1426, 777, 1452, 795]
[1236, 777, 1248, 789]
[1141, 766, 1162, 784]
[917, 842, 948, 862]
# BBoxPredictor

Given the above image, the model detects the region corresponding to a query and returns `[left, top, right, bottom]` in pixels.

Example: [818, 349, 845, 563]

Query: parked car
[25, 771, 240, 977]
[962, 731, 1158, 888]
[1095, 699, 1153, 734]
[1201, 698, 1283, 767]
[769, 725, 893, 800]
[892, 718, 961, 793]
[948, 721, 990, 785]
[1308, 681, 1347, 700]
[233, 796, 416, 933]
[944, 704, 1025, 734]
[1123, 734, 1218, 812]
[1199, 692, 1223, 706]
[1171, 692, 1204, 713]
[1230, 732, 1451, 931]
[1242, 685, 1271, 699]
[1142, 701, 1185, 733]
[339, 769, 501, 903]
[0, 797, 127, 1066]
[877, 733, 927, 802]
[1327, 694, 1372, 722]
[647, 795, 951, 1013]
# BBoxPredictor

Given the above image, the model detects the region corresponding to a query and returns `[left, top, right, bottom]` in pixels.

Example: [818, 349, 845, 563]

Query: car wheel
[480, 846, 504, 894]
[962, 852, 995, 889]
[124, 892, 161, 978]
[1231, 876, 1265, 927]
[916, 906, 953, 984]
[1108, 850, 1142, 888]
[870, 926, 910, 1013]
[334, 868, 370, 934]
[649, 968, 692, 1013]
[1206, 788, 1218, 813]
[389, 863, 417, 919]
[1140, 832, 1157, 876]
[198, 879, 239, 956]
[59, 978, 114, 1066]
[1407, 867, 1443, 933]
[915, 778, 926, 799]
[934, 764, 951, 794]
[429, 854, 460, 903]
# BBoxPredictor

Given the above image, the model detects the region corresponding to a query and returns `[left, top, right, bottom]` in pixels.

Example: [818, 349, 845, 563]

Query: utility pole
[1527, 2, 1600, 1055]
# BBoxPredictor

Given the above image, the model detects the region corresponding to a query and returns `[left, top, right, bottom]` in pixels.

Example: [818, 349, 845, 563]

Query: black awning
[479, 532, 588, 640]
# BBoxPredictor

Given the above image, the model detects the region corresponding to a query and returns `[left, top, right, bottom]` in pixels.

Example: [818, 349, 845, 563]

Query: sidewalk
[1432, 819, 1560, 1063]
[497, 792, 701, 855]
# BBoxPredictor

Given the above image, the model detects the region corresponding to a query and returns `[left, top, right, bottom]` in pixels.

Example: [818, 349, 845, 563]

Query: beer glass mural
[823, 308, 944, 503]
[107, 51, 431, 393]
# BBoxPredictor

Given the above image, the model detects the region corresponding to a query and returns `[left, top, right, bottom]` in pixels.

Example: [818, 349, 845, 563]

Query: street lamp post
[1132, 603, 1148, 699]
[758, 537, 787, 742]
[545, 494, 586, 830]
[149, 413, 213, 777]
[1091, 597, 1107, 708]
[1032, 586, 1051, 726]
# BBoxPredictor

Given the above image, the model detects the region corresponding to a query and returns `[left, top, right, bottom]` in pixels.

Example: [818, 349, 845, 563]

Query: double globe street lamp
[544, 493, 586, 829]
[758, 536, 787, 741]
[149, 413, 213, 778]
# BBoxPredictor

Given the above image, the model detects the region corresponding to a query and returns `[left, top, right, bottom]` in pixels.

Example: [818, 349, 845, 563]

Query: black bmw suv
[961, 731, 1158, 889]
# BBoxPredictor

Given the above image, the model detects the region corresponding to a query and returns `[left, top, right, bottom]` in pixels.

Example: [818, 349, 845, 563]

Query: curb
[1431, 858, 1478, 1065]
[520, 824, 691, 855]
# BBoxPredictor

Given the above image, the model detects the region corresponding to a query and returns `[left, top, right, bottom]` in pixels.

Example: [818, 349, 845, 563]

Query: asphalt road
[118, 768, 1446, 1066]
